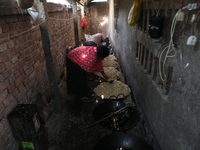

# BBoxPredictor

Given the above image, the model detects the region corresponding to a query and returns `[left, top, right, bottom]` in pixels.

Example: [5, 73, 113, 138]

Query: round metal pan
[92, 101, 140, 131]
[93, 133, 153, 150]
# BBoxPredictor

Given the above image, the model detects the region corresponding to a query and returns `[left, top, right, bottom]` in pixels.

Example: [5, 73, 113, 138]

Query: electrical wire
[158, 7, 187, 81]
[151, 0, 165, 16]
[0, 19, 46, 43]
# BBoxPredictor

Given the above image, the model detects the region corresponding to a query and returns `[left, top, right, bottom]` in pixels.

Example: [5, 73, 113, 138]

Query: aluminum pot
[17, 0, 34, 9]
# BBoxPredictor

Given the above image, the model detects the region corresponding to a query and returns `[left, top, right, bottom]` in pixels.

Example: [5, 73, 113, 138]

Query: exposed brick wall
[0, 2, 76, 150]
[48, 9, 75, 79]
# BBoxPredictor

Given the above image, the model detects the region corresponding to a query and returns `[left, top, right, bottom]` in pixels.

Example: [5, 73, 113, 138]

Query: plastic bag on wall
[27, 7, 39, 24]
[128, 1, 141, 26]
[81, 17, 88, 30]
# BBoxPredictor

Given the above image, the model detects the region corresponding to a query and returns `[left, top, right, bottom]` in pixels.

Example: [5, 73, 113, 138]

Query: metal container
[92, 101, 140, 131]
[93, 133, 153, 150]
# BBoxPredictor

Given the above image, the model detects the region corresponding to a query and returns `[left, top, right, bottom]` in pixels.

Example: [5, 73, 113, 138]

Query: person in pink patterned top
[67, 45, 109, 102]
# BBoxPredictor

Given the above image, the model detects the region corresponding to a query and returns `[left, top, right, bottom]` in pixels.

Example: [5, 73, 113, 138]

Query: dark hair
[97, 45, 109, 58]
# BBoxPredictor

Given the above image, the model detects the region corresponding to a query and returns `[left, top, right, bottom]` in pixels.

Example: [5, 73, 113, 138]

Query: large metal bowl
[93, 133, 153, 150]
[92, 101, 140, 131]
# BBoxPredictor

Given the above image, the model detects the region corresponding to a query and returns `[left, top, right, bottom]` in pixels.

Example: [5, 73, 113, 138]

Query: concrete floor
[46, 79, 150, 150]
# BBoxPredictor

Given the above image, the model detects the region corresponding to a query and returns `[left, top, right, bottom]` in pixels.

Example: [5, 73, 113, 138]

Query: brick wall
[48, 6, 75, 79]
[0, 2, 76, 149]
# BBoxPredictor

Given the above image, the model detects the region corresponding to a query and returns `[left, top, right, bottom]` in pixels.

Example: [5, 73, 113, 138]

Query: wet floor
[46, 79, 150, 150]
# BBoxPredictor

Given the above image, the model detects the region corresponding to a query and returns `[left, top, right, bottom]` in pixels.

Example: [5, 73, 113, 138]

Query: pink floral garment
[67, 46, 104, 73]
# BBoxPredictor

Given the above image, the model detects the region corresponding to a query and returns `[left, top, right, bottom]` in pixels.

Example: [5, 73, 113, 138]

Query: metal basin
[93, 133, 153, 150]
[92, 101, 140, 131]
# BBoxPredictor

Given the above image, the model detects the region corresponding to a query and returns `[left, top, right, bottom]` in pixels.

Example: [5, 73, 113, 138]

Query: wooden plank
[35, 0, 62, 114]
[73, 1, 79, 47]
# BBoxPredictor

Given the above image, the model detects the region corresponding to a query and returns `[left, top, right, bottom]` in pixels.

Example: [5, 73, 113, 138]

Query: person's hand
[99, 77, 107, 82]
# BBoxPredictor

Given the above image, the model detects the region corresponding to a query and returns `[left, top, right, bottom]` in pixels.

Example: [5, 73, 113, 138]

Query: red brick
[3, 94, 13, 107]
[11, 55, 18, 64]
[0, 33, 9, 44]
[0, 121, 4, 133]
[19, 49, 29, 58]
[2, 68, 13, 79]
[15, 92, 26, 102]
[7, 83, 16, 94]
[13, 44, 26, 54]
[11, 89, 18, 97]
[0, 43, 7, 52]
[11, 64, 18, 73]
[18, 83, 26, 93]
[35, 54, 42, 62]
[27, 40, 34, 47]
[28, 78, 36, 88]
[8, 75, 15, 84]
[0, 50, 14, 63]
[0, 63, 5, 73]
[1, 25, 10, 33]
[34, 61, 40, 69]
[9, 30, 18, 39]
[27, 33, 35, 40]
[0, 74, 4, 82]
[3, 99, 17, 115]
[5, 16, 18, 23]
[0, 82, 6, 93]
[23, 77, 30, 85]
[0, 126, 11, 143]
[0, 90, 8, 103]
[2, 118, 9, 129]
[0, 103, 5, 113]
[16, 59, 26, 69]
[4, 60, 12, 69]
[16, 36, 26, 44]
[25, 54, 34, 62]
[7, 40, 15, 49]
[29, 71, 36, 80]
[14, 69, 21, 78]
[0, 113, 3, 120]
[14, 74, 26, 87]
[25, 66, 33, 76]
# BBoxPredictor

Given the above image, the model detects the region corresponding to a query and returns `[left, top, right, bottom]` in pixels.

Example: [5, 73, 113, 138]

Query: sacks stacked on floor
[94, 55, 131, 100]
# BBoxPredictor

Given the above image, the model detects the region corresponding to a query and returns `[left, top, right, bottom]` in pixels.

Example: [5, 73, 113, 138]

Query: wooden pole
[35, 0, 62, 114]
[72, 1, 79, 47]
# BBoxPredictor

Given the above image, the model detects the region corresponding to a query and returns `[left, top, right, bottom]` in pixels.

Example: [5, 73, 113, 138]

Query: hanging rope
[151, 0, 165, 16]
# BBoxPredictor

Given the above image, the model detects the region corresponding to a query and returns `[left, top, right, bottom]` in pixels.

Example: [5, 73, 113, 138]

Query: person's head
[97, 45, 109, 60]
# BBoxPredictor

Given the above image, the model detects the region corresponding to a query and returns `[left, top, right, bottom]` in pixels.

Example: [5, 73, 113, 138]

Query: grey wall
[108, 0, 200, 150]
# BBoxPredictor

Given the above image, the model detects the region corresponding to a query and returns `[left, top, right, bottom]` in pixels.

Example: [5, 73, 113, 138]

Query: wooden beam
[72, 1, 79, 47]
[35, 0, 62, 114]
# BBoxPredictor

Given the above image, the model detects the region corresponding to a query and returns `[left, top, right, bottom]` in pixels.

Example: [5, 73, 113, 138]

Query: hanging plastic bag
[81, 17, 88, 30]
[128, 1, 141, 26]
[27, 7, 39, 24]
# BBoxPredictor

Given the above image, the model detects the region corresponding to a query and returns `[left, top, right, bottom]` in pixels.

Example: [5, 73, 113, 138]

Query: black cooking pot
[93, 133, 153, 150]
[92, 101, 140, 131]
